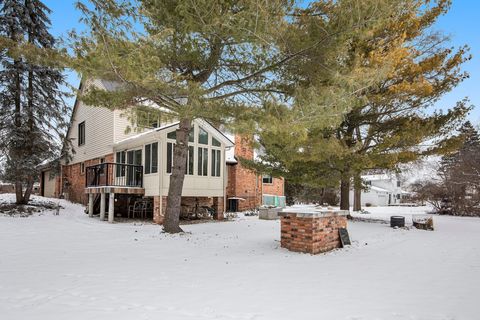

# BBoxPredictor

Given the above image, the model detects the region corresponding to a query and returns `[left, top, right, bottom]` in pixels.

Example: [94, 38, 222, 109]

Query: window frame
[198, 146, 208, 176]
[80, 162, 85, 175]
[262, 175, 273, 184]
[211, 148, 221, 177]
[145, 142, 158, 174]
[78, 121, 85, 146]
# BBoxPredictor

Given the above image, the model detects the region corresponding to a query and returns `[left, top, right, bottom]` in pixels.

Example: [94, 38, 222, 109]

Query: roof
[362, 174, 396, 181]
[369, 186, 390, 193]
[114, 119, 234, 149]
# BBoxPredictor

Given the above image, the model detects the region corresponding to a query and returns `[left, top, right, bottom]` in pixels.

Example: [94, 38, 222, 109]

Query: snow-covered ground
[1, 195, 479, 320]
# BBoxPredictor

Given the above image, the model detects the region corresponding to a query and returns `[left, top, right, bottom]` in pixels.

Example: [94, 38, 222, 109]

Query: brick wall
[262, 177, 284, 197]
[226, 135, 285, 211]
[280, 212, 347, 254]
[225, 136, 262, 211]
[62, 154, 114, 204]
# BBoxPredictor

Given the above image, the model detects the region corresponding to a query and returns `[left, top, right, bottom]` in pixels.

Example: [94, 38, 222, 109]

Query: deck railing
[85, 163, 143, 188]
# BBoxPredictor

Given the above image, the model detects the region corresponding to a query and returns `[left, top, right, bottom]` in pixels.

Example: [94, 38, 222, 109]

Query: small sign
[339, 228, 351, 247]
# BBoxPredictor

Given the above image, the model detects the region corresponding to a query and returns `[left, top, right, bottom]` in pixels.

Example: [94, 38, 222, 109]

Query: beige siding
[43, 170, 56, 198]
[113, 110, 139, 143]
[68, 79, 120, 164]
[69, 100, 114, 164]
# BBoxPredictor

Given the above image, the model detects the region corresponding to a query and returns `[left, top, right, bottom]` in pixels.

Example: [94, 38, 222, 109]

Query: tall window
[116, 151, 126, 177]
[198, 147, 208, 176]
[78, 121, 85, 146]
[167, 142, 174, 173]
[186, 146, 194, 175]
[211, 149, 221, 177]
[262, 175, 272, 184]
[145, 142, 158, 174]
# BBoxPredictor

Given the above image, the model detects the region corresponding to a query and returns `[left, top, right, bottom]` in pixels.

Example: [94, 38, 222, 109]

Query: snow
[1, 195, 480, 319]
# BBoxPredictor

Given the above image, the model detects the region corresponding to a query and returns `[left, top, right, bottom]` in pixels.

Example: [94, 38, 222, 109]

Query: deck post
[100, 192, 106, 221]
[108, 193, 115, 223]
[88, 193, 94, 217]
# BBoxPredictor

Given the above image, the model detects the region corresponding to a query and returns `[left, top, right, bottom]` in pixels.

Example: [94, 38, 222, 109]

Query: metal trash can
[390, 216, 405, 228]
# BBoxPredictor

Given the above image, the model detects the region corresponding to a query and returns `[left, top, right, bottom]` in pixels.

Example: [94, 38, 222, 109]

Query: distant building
[349, 174, 406, 207]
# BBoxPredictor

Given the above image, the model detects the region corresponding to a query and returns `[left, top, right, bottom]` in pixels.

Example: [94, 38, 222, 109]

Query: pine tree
[69, 0, 378, 233]
[0, 0, 70, 204]
[439, 121, 480, 215]
[253, 0, 470, 211]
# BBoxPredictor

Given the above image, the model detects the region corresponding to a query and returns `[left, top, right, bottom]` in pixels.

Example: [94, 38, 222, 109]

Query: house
[349, 173, 405, 207]
[39, 79, 285, 223]
[225, 135, 285, 212]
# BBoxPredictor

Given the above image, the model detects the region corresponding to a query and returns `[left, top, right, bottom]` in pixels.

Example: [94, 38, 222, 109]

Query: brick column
[279, 211, 349, 254]
[153, 196, 168, 224]
[213, 196, 224, 220]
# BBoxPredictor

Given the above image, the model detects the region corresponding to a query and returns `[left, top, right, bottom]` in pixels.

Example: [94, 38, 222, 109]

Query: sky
[44, 0, 480, 124]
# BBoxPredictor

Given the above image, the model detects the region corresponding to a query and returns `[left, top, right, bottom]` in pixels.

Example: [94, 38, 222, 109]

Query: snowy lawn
[1, 195, 479, 320]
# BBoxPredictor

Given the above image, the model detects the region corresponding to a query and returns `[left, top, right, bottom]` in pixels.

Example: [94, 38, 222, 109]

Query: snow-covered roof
[369, 186, 390, 193]
[114, 120, 234, 150]
[362, 174, 395, 181]
[114, 123, 176, 147]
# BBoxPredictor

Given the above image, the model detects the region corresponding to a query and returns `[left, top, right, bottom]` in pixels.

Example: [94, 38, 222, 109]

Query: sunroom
[84, 119, 234, 223]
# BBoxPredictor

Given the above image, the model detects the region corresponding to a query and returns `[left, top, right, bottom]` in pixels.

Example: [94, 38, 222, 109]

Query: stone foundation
[279, 211, 349, 254]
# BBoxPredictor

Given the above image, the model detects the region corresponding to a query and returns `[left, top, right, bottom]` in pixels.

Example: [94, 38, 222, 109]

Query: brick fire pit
[279, 210, 349, 254]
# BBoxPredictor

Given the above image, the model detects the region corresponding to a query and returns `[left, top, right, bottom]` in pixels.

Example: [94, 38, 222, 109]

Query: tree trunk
[15, 181, 24, 205]
[353, 174, 362, 212]
[340, 177, 350, 211]
[23, 177, 35, 205]
[163, 118, 191, 233]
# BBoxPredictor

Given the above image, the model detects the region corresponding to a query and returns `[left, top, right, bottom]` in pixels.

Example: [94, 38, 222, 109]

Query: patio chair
[128, 200, 144, 219]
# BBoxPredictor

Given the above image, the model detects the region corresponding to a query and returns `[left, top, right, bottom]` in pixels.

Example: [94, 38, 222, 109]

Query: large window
[116, 151, 126, 177]
[145, 142, 158, 174]
[78, 121, 85, 146]
[198, 147, 208, 176]
[167, 143, 194, 175]
[211, 149, 221, 177]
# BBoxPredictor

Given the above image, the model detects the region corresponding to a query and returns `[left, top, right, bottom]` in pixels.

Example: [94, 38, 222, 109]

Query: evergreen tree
[0, 0, 70, 204]
[69, 0, 385, 233]
[253, 0, 470, 211]
[438, 121, 480, 215]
